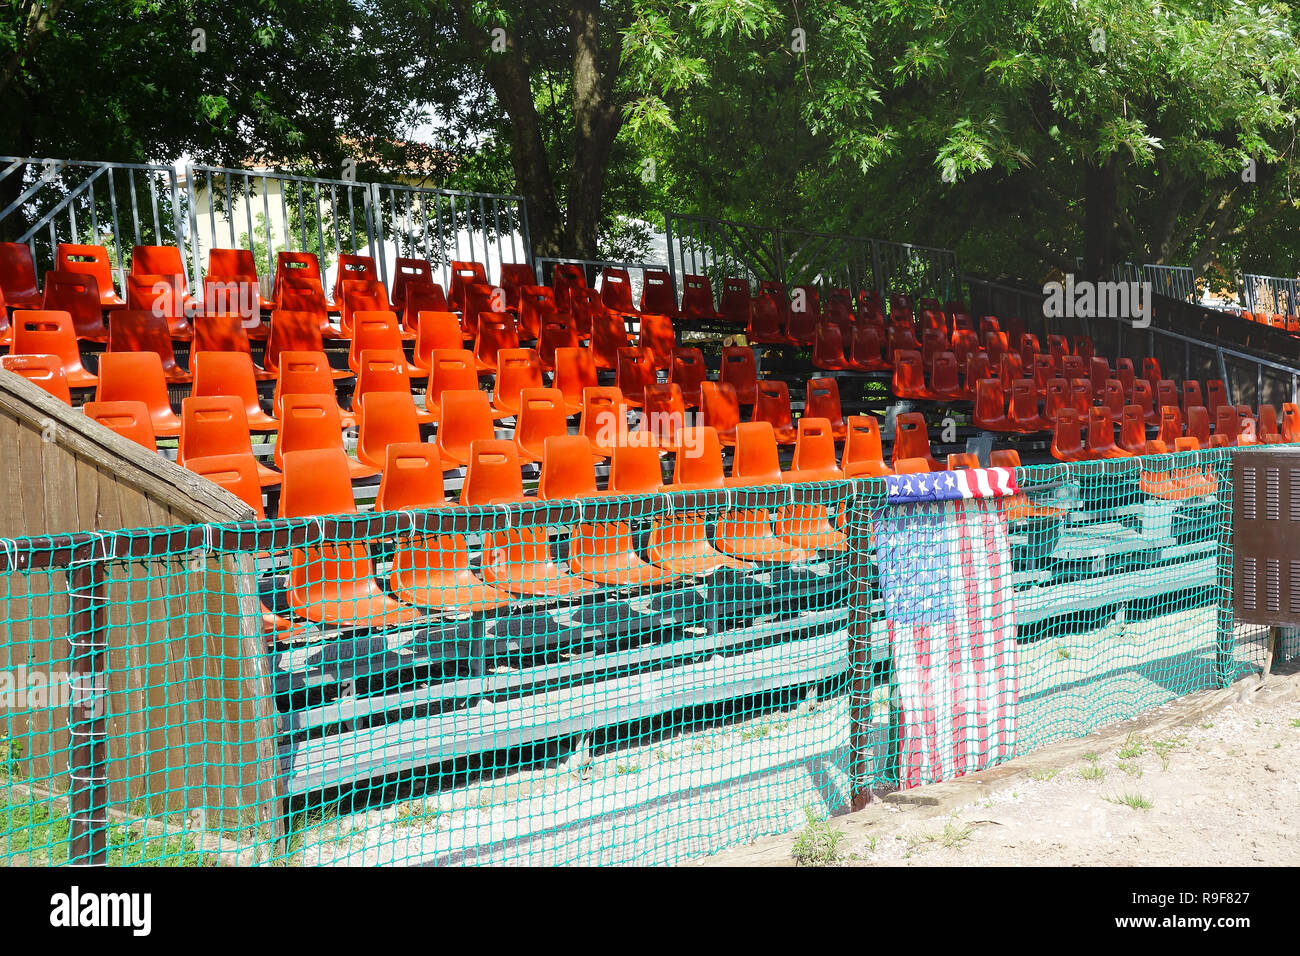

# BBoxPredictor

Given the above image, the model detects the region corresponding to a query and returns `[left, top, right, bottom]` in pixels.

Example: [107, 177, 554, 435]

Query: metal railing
[1240, 273, 1299, 316]
[965, 275, 1300, 408]
[663, 212, 960, 301]
[0, 156, 532, 299]
[0, 157, 184, 292]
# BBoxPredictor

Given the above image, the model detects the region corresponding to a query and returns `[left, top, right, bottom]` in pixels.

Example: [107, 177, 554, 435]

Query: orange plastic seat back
[538, 435, 599, 500]
[731, 421, 784, 484]
[2, 353, 72, 403]
[376, 443, 446, 511]
[842, 416, 889, 478]
[790, 418, 842, 480]
[356, 390, 421, 469]
[84, 400, 156, 451]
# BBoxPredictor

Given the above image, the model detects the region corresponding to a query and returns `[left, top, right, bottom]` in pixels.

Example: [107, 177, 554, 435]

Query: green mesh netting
[0, 447, 1287, 866]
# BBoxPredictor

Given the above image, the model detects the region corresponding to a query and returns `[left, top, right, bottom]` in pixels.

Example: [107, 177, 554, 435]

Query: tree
[0, 0, 428, 236]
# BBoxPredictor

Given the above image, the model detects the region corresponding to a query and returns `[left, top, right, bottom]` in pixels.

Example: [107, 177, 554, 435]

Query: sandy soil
[800, 682, 1300, 867]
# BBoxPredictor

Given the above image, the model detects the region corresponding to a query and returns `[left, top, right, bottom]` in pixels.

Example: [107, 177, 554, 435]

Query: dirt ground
[707, 668, 1300, 867]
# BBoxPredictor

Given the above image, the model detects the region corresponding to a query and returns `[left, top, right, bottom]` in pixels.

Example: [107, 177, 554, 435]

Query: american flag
[875, 467, 1019, 788]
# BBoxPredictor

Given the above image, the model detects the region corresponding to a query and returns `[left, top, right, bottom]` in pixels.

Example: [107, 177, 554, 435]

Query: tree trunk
[563, 0, 623, 260]
[1080, 157, 1117, 282]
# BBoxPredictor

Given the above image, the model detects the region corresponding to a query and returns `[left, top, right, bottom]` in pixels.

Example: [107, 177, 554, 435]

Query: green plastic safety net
[0, 447, 1289, 866]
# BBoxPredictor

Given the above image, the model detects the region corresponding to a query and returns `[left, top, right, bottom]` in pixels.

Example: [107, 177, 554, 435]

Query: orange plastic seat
[207, 248, 273, 310]
[753, 380, 798, 444]
[700, 381, 740, 446]
[473, 311, 520, 373]
[473, 436, 597, 597]
[929, 351, 963, 400]
[0, 242, 42, 308]
[589, 305, 629, 370]
[546, 439, 675, 588]
[490, 348, 544, 417]
[598, 267, 638, 316]
[83, 400, 156, 451]
[805, 377, 848, 439]
[265, 311, 344, 378]
[107, 309, 192, 383]
[849, 325, 891, 372]
[191, 351, 279, 431]
[891, 412, 941, 471]
[678, 273, 723, 321]
[669, 425, 728, 490]
[273, 351, 354, 427]
[719, 347, 758, 404]
[515, 285, 556, 341]
[990, 449, 1020, 468]
[188, 454, 265, 516]
[1100, 378, 1125, 417]
[379, 442, 507, 613]
[1009, 379, 1050, 432]
[1212, 405, 1240, 447]
[361, 354, 431, 426]
[425, 349, 481, 423]
[842, 416, 892, 478]
[401, 280, 450, 333]
[1069, 378, 1093, 417]
[789, 416, 843, 481]
[716, 422, 813, 563]
[192, 312, 273, 379]
[892, 349, 928, 399]
[718, 279, 752, 326]
[553, 347, 597, 414]
[459, 284, 498, 339]
[57, 243, 126, 310]
[1119, 405, 1148, 454]
[642, 382, 687, 446]
[339, 278, 396, 337]
[356, 390, 422, 470]
[410, 310, 464, 374]
[437, 389, 498, 467]
[537, 312, 580, 370]
[638, 312, 676, 369]
[1, 353, 72, 403]
[95, 352, 181, 437]
[615, 346, 657, 407]
[1156, 405, 1184, 446]
[747, 290, 788, 344]
[513, 387, 573, 463]
[126, 273, 192, 340]
[178, 395, 279, 486]
[42, 270, 110, 341]
[579, 386, 633, 458]
[344, 309, 409, 374]
[1259, 404, 1283, 443]
[1043, 378, 1069, 423]
[331, 254, 379, 304]
[278, 393, 378, 479]
[12, 309, 97, 387]
[776, 417, 846, 551]
[447, 260, 489, 314]
[1205, 380, 1228, 418]
[1181, 381, 1204, 417]
[1051, 408, 1086, 462]
[669, 347, 706, 407]
[274, 252, 327, 307]
[279, 448, 418, 628]
[390, 259, 435, 314]
[946, 452, 980, 470]
[1087, 407, 1132, 457]
[974, 379, 1012, 431]
[639, 269, 681, 317]
[1132, 379, 1158, 426]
